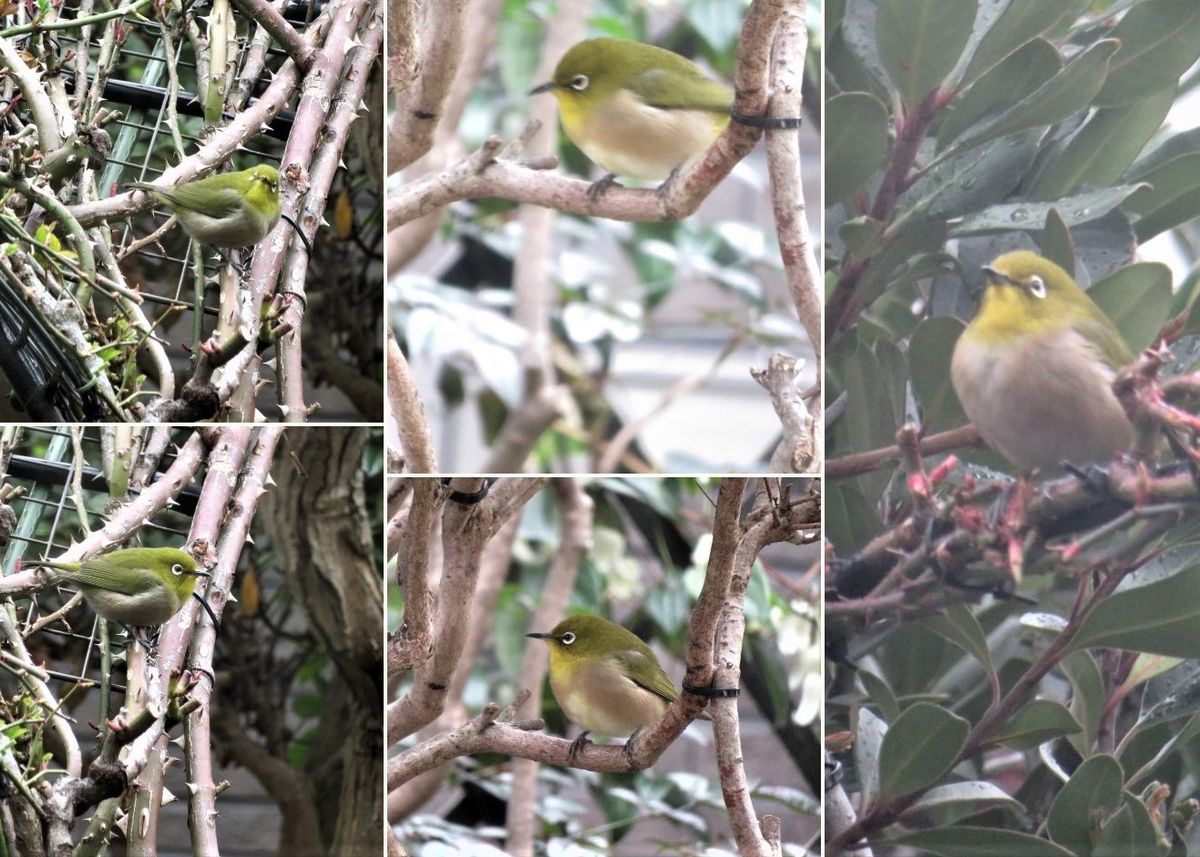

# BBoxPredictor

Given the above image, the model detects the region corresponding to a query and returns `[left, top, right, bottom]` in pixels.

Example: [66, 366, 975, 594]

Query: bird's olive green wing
[612, 649, 679, 704]
[56, 555, 164, 595]
[1078, 314, 1134, 369]
[627, 66, 732, 113]
[151, 182, 246, 219]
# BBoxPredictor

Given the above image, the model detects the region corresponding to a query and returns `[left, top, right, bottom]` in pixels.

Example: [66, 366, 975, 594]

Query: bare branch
[507, 480, 594, 856]
[387, 329, 437, 474]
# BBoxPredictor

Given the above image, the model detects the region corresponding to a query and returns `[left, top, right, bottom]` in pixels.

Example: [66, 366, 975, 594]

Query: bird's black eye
[171, 563, 184, 576]
[570, 74, 589, 91]
[560, 632, 576, 645]
[1028, 275, 1047, 299]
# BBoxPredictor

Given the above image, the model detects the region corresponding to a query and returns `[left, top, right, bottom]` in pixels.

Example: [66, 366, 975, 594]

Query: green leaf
[1047, 753, 1124, 857]
[892, 827, 1076, 857]
[1062, 650, 1106, 750]
[826, 93, 890, 203]
[1094, 1, 1200, 107]
[960, 0, 1086, 85]
[987, 699, 1083, 750]
[876, 702, 969, 801]
[1094, 795, 1160, 857]
[922, 602, 993, 676]
[955, 39, 1120, 153]
[1087, 262, 1172, 353]
[840, 0, 892, 95]
[1133, 185, 1200, 243]
[937, 38, 1062, 150]
[855, 706, 888, 808]
[825, 481, 882, 552]
[860, 669, 900, 723]
[900, 781, 1022, 827]
[876, 0, 978, 107]
[841, 338, 903, 481]
[839, 217, 885, 257]
[909, 315, 968, 433]
[858, 220, 950, 305]
[952, 184, 1147, 235]
[1028, 83, 1175, 200]
[1068, 566, 1200, 658]
[901, 130, 1040, 220]
[1040, 208, 1075, 277]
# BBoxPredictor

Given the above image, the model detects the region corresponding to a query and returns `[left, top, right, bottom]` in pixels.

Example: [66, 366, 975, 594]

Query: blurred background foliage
[825, 0, 1200, 551]
[390, 0, 822, 472]
[388, 477, 821, 855]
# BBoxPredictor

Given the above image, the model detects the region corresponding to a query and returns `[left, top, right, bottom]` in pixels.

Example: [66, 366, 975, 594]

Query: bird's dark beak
[981, 265, 1018, 287]
[193, 570, 212, 578]
[529, 81, 558, 96]
[526, 631, 553, 640]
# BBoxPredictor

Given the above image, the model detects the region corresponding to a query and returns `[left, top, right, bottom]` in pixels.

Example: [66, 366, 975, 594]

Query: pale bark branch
[387, 328, 438, 474]
[506, 480, 593, 856]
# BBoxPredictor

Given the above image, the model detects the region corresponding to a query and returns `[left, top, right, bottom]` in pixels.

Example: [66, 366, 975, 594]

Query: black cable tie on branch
[730, 109, 803, 130]
[682, 681, 740, 698]
[442, 479, 491, 505]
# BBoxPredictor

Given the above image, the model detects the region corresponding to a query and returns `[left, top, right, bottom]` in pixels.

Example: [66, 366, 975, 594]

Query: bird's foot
[655, 166, 682, 201]
[1063, 461, 1111, 494]
[567, 730, 592, 764]
[622, 727, 643, 768]
[586, 174, 621, 202]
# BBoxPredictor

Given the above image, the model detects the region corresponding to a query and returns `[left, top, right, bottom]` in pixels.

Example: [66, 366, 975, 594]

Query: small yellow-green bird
[129, 164, 281, 247]
[527, 614, 700, 761]
[530, 38, 731, 186]
[951, 250, 1134, 469]
[39, 547, 211, 627]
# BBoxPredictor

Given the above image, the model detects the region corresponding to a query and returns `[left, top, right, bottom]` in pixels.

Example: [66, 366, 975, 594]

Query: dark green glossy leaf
[988, 699, 1082, 750]
[953, 184, 1147, 235]
[860, 669, 900, 723]
[909, 316, 969, 434]
[1047, 753, 1123, 857]
[1087, 262, 1172, 353]
[899, 781, 1022, 827]
[960, 0, 1086, 84]
[1133, 186, 1200, 243]
[1068, 566, 1200, 658]
[902, 130, 1039, 220]
[858, 220, 950, 304]
[826, 93, 890, 203]
[876, 702, 969, 800]
[1041, 208, 1075, 276]
[1062, 650, 1105, 750]
[956, 39, 1120, 152]
[1029, 84, 1175, 200]
[1094, 2, 1200, 106]
[923, 603, 993, 675]
[876, 0, 977, 107]
[839, 217, 885, 257]
[938, 38, 1061, 149]
[825, 481, 882, 552]
[1094, 795, 1160, 857]
[840, 0, 891, 94]
[893, 826, 1076, 857]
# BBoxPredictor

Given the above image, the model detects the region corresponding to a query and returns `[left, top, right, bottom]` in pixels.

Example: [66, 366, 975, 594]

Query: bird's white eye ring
[171, 563, 184, 576]
[570, 74, 589, 91]
[1028, 275, 1047, 299]
[560, 632, 576, 645]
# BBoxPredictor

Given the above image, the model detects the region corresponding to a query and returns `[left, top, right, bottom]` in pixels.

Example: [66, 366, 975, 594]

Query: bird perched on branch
[951, 250, 1135, 470]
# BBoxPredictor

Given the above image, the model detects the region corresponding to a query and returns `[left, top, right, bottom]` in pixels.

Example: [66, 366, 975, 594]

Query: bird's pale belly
[951, 328, 1133, 469]
[550, 661, 669, 736]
